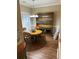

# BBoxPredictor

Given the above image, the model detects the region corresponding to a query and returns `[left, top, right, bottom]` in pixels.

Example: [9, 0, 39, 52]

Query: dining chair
[23, 32, 31, 59]
[52, 26, 60, 40]
[23, 32, 32, 48]
[40, 27, 46, 34]
[51, 27, 56, 38]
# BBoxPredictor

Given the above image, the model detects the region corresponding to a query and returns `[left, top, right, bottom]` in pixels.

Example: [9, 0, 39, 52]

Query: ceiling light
[30, 0, 38, 18]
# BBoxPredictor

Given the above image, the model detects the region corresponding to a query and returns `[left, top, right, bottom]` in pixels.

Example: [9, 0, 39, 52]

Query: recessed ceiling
[20, 0, 61, 8]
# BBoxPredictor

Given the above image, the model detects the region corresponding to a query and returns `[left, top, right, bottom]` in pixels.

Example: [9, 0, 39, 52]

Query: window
[22, 15, 31, 33]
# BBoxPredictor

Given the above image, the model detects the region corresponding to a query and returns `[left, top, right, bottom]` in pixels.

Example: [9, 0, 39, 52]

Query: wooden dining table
[30, 29, 42, 35]
[30, 29, 42, 41]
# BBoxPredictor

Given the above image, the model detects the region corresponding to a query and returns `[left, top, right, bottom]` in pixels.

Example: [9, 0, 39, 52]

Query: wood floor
[26, 34, 58, 59]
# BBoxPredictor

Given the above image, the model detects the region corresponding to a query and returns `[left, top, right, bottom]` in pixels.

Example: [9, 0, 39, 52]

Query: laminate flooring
[26, 34, 58, 59]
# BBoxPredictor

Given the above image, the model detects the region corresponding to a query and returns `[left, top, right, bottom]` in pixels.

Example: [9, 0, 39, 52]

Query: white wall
[34, 5, 60, 13]
[20, 5, 32, 14]
[35, 5, 61, 27]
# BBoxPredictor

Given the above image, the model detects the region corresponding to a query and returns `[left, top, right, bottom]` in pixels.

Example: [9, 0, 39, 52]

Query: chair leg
[24, 47, 27, 59]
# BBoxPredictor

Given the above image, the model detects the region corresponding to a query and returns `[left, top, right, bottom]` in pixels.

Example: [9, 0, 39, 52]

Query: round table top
[30, 30, 42, 35]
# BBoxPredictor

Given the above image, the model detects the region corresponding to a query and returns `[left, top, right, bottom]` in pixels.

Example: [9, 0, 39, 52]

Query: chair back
[23, 32, 31, 42]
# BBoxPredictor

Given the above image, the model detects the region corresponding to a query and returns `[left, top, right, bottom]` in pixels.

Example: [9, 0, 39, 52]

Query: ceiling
[20, 0, 61, 8]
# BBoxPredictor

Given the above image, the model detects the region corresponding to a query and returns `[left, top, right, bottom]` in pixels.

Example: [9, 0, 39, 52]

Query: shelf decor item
[31, 29, 36, 32]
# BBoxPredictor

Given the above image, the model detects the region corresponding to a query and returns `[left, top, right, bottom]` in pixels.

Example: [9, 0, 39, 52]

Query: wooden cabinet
[36, 12, 54, 25]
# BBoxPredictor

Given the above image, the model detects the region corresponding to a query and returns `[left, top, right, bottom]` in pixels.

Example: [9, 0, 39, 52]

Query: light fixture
[30, 14, 38, 17]
[30, 0, 38, 18]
